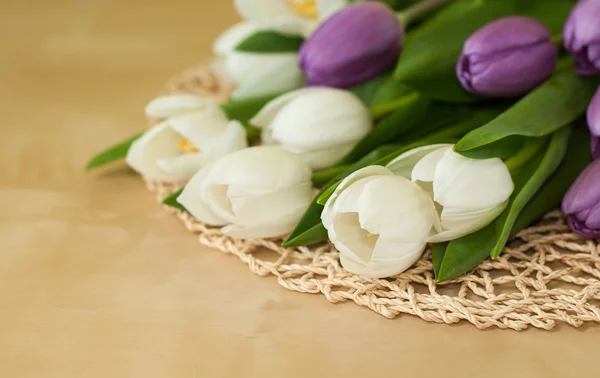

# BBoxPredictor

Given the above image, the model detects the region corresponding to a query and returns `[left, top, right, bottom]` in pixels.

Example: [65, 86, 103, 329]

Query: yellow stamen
[287, 0, 318, 19]
[177, 139, 199, 154]
[366, 233, 377, 239]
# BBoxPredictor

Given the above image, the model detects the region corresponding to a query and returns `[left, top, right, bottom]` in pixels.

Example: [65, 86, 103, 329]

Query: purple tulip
[457, 16, 558, 98]
[589, 87, 600, 158]
[299, 2, 402, 88]
[562, 159, 600, 239]
[564, 0, 600, 76]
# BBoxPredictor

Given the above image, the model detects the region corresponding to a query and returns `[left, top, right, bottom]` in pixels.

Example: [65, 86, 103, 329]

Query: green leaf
[431, 243, 448, 279]
[86, 132, 143, 171]
[350, 72, 414, 119]
[436, 224, 498, 282]
[436, 127, 592, 282]
[221, 94, 279, 123]
[395, 0, 578, 102]
[455, 70, 598, 155]
[282, 194, 329, 247]
[235, 31, 304, 53]
[490, 127, 571, 258]
[162, 187, 186, 212]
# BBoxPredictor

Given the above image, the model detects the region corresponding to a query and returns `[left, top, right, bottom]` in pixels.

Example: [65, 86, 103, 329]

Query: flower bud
[178, 146, 313, 239]
[127, 96, 247, 182]
[299, 2, 402, 88]
[321, 166, 437, 278]
[588, 87, 600, 158]
[564, 0, 600, 76]
[250, 87, 372, 170]
[562, 159, 600, 239]
[457, 16, 558, 97]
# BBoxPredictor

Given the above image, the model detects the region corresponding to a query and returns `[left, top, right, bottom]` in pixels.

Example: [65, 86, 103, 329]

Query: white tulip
[177, 146, 313, 239]
[213, 21, 305, 99]
[126, 97, 247, 182]
[386, 144, 514, 243]
[321, 166, 438, 278]
[234, 0, 348, 37]
[250, 88, 372, 170]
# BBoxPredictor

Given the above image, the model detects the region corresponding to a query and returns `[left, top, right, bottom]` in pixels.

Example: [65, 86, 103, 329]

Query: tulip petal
[251, 88, 324, 129]
[221, 221, 298, 239]
[202, 121, 248, 165]
[125, 122, 184, 182]
[317, 0, 347, 20]
[177, 167, 228, 226]
[434, 149, 514, 209]
[167, 106, 230, 151]
[427, 201, 508, 243]
[226, 53, 305, 99]
[411, 146, 453, 183]
[228, 183, 312, 226]
[356, 175, 435, 241]
[145, 95, 207, 118]
[321, 166, 394, 230]
[386, 144, 452, 179]
[234, 0, 299, 23]
[588, 87, 600, 136]
[267, 88, 372, 150]
[214, 21, 261, 57]
[562, 159, 600, 215]
[156, 153, 204, 179]
[205, 146, 312, 192]
[289, 141, 355, 170]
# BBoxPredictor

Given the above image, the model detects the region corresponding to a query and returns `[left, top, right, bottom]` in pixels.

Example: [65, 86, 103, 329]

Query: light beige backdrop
[0, 0, 597, 377]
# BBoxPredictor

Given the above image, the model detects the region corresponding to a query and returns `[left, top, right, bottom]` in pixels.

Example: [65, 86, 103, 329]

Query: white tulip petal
[228, 183, 312, 226]
[145, 95, 208, 118]
[234, 0, 300, 23]
[355, 175, 435, 241]
[202, 121, 248, 165]
[205, 146, 312, 192]
[221, 221, 298, 239]
[321, 166, 394, 229]
[317, 0, 347, 20]
[125, 122, 183, 182]
[287, 142, 355, 170]
[251, 88, 325, 129]
[339, 240, 426, 279]
[268, 88, 372, 150]
[177, 167, 228, 226]
[167, 106, 230, 150]
[213, 21, 261, 56]
[434, 149, 514, 209]
[228, 53, 305, 99]
[386, 144, 452, 180]
[262, 16, 312, 36]
[412, 147, 453, 183]
[156, 153, 204, 179]
[428, 201, 509, 243]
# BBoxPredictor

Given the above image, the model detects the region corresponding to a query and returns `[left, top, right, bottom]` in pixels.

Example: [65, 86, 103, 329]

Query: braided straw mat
[143, 64, 600, 331]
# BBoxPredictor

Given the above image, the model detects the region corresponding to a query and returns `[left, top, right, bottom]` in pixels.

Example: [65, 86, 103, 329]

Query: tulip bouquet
[88, 0, 600, 283]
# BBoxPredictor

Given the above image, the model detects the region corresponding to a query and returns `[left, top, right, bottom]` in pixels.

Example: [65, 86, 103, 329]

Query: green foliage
[85, 133, 143, 171]
[235, 31, 304, 53]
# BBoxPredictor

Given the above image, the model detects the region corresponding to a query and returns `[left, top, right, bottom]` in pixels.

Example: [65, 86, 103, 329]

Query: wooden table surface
[1, 0, 598, 377]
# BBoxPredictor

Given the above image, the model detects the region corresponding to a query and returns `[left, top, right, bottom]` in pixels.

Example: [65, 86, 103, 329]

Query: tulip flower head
[588, 87, 600, 158]
[562, 159, 600, 239]
[234, 0, 348, 36]
[299, 2, 403, 88]
[386, 144, 514, 243]
[126, 95, 247, 182]
[457, 16, 558, 97]
[177, 146, 313, 239]
[250, 88, 372, 170]
[321, 166, 438, 278]
[213, 22, 305, 99]
[564, 0, 600, 76]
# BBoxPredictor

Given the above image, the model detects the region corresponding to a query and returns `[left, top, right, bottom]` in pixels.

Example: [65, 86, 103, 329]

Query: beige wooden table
[1, 1, 598, 377]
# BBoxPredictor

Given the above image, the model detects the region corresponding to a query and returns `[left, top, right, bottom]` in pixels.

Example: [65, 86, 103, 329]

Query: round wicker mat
[144, 65, 600, 331]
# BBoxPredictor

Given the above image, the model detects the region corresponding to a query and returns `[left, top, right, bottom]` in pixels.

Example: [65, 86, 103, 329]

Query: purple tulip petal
[299, 2, 402, 88]
[588, 87, 600, 136]
[563, 159, 600, 215]
[564, 0, 600, 76]
[457, 16, 557, 97]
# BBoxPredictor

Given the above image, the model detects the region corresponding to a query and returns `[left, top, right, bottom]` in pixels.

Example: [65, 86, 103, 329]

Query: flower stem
[398, 0, 453, 27]
[312, 165, 351, 186]
[370, 92, 419, 120]
[550, 34, 563, 46]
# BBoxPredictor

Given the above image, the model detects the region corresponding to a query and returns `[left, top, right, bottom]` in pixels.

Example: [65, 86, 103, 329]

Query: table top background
[1, 0, 598, 377]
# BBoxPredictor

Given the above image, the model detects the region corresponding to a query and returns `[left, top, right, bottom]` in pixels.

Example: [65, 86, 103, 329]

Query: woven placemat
[144, 64, 600, 331]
